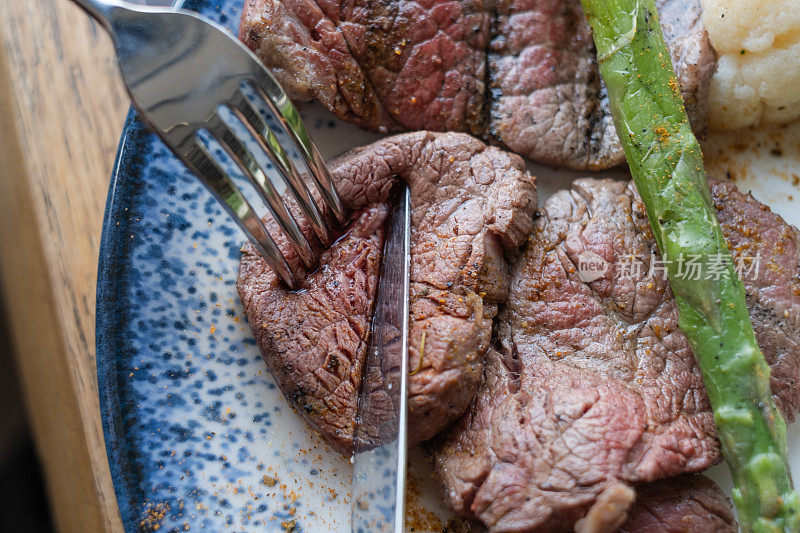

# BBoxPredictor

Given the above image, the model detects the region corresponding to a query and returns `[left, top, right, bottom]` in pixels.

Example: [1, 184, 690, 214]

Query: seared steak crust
[240, 0, 716, 169]
[427, 178, 800, 531]
[237, 132, 536, 453]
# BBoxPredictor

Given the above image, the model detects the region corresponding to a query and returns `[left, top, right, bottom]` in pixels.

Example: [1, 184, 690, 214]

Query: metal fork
[71, 0, 348, 287]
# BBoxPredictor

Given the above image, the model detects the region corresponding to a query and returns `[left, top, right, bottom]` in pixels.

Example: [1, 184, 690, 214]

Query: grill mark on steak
[332, 1, 399, 130]
[483, 4, 500, 143]
[486, 0, 622, 169]
[427, 177, 800, 532]
[240, 0, 716, 170]
[585, 70, 610, 163]
[237, 132, 537, 454]
[339, 0, 404, 130]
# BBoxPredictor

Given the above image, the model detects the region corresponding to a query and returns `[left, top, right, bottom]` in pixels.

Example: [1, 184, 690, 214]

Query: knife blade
[351, 187, 411, 533]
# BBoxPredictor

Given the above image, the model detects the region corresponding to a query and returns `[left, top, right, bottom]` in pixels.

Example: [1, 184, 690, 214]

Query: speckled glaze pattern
[95, 2, 388, 531]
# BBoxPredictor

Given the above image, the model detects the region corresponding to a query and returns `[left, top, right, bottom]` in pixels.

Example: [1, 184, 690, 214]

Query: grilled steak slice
[618, 475, 736, 533]
[486, 0, 716, 169]
[655, 0, 716, 140]
[239, 0, 716, 169]
[427, 178, 800, 532]
[237, 132, 537, 454]
[238, 0, 488, 134]
[573, 475, 735, 533]
[442, 474, 735, 532]
[485, 0, 618, 170]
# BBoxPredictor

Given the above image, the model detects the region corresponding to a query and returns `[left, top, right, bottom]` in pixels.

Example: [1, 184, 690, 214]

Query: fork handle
[69, 0, 131, 31]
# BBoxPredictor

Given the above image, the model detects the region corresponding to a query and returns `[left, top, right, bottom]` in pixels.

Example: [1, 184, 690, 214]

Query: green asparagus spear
[576, 0, 800, 530]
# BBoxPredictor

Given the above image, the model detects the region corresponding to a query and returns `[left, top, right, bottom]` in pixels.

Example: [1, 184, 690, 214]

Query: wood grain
[0, 1, 129, 531]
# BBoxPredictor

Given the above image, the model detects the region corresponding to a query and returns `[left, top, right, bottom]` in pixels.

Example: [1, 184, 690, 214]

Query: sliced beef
[427, 178, 800, 531]
[485, 0, 619, 170]
[618, 475, 736, 533]
[238, 0, 487, 134]
[239, 0, 716, 170]
[655, 0, 716, 139]
[237, 132, 537, 454]
[487, 0, 716, 169]
[442, 475, 736, 532]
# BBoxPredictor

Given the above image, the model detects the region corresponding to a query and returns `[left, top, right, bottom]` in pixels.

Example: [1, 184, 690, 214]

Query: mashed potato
[701, 0, 800, 129]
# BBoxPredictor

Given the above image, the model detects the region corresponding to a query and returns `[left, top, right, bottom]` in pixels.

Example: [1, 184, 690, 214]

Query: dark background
[0, 285, 53, 532]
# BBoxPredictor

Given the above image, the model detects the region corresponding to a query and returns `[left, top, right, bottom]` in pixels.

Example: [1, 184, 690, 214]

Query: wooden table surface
[0, 1, 129, 531]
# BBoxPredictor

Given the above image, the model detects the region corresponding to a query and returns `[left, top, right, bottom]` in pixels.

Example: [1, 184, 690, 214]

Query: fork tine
[181, 140, 299, 288]
[232, 91, 331, 244]
[246, 77, 349, 225]
[207, 111, 316, 268]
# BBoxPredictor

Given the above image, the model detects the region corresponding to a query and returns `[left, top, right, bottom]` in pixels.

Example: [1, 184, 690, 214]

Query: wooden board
[0, 1, 128, 531]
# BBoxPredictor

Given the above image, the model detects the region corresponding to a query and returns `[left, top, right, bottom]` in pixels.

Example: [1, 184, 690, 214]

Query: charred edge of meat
[483, 4, 500, 143]
[359, 0, 406, 108]
[584, 49, 609, 158]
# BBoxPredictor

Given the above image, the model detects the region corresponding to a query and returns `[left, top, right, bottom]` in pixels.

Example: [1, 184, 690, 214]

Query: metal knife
[351, 187, 411, 533]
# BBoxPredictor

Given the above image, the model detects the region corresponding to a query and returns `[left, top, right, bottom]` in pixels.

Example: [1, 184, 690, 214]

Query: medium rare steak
[239, 0, 488, 134]
[237, 132, 537, 453]
[486, 0, 619, 170]
[487, 0, 716, 169]
[427, 178, 800, 531]
[239, 0, 716, 169]
[618, 475, 736, 533]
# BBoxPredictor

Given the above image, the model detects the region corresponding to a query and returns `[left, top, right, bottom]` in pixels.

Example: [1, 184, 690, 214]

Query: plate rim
[95, 2, 214, 530]
[96, 108, 152, 533]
